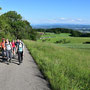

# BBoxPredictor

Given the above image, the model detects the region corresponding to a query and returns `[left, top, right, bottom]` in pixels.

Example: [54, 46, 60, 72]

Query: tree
[3, 11, 22, 22]
[0, 7, 2, 10]
[0, 11, 39, 40]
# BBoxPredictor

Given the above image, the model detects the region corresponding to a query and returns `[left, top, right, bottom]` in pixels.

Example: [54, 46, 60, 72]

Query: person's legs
[21, 51, 23, 63]
[1, 49, 4, 62]
[2, 49, 5, 58]
[9, 50, 12, 62]
[20, 52, 22, 63]
[13, 47, 16, 58]
[2, 49, 4, 57]
[16, 46, 18, 54]
[6, 50, 9, 62]
[18, 51, 20, 60]
[4, 50, 6, 57]
[18, 51, 21, 64]
[12, 48, 14, 58]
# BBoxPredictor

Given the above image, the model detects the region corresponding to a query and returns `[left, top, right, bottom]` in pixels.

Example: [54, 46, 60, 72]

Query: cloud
[59, 18, 66, 20]
[44, 18, 85, 24]
[31, 17, 88, 24]
[71, 19, 75, 22]
[76, 19, 83, 22]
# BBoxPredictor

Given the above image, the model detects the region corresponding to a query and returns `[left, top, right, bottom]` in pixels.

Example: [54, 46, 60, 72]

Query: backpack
[18, 43, 23, 52]
[15, 42, 19, 47]
[1, 42, 5, 49]
[6, 42, 11, 50]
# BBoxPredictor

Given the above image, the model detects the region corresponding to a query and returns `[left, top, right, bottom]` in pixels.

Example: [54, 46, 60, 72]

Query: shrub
[55, 39, 70, 44]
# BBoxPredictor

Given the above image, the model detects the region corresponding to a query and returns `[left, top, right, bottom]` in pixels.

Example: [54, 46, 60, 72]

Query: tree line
[0, 11, 39, 41]
[35, 28, 90, 37]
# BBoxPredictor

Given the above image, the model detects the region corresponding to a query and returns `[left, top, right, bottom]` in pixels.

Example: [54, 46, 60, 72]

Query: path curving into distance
[0, 46, 50, 90]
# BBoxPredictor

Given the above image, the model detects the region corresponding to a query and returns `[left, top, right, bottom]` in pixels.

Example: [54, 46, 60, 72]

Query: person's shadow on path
[0, 53, 19, 65]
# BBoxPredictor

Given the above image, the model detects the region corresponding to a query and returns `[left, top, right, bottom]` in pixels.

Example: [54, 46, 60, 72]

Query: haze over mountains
[32, 24, 90, 33]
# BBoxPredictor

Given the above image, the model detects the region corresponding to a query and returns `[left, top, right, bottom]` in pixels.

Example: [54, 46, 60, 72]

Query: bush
[83, 42, 90, 44]
[55, 39, 70, 44]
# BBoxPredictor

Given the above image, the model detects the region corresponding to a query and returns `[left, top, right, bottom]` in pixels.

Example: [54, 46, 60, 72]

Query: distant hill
[31, 24, 90, 33]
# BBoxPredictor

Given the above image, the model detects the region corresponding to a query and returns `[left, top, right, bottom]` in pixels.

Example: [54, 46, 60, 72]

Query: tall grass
[24, 40, 90, 90]
[60, 44, 90, 49]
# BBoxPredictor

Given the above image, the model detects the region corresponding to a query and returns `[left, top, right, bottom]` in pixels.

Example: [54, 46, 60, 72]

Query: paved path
[0, 47, 50, 90]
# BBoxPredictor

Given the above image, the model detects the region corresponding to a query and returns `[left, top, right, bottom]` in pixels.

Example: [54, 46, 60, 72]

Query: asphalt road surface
[0, 47, 50, 90]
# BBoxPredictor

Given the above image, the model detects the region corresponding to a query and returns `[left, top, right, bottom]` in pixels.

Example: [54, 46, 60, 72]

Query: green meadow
[39, 33, 90, 43]
[40, 33, 71, 38]
[23, 33, 90, 90]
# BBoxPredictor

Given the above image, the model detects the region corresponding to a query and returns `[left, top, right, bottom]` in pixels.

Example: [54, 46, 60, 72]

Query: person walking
[17, 40, 24, 65]
[15, 39, 20, 54]
[5, 39, 12, 64]
[11, 40, 16, 58]
[1, 38, 6, 60]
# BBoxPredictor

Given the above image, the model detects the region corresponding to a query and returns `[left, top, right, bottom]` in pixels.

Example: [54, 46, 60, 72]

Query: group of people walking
[0, 38, 24, 65]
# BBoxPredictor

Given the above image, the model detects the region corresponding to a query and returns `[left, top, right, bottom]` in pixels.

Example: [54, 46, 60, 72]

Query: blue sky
[0, 0, 90, 24]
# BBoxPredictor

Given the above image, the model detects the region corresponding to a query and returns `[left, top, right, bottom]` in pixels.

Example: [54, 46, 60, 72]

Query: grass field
[38, 33, 90, 44]
[23, 38, 90, 90]
[41, 33, 71, 38]
[39, 33, 90, 50]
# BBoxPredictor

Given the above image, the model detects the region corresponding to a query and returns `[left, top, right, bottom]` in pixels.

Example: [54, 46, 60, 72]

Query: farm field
[40, 33, 71, 38]
[23, 33, 90, 90]
[38, 33, 90, 49]
[39, 33, 90, 42]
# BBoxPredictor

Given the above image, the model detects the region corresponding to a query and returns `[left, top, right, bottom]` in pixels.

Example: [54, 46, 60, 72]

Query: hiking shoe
[18, 63, 21, 65]
[9, 60, 12, 63]
[7, 62, 9, 65]
[7, 59, 9, 62]
[13, 56, 15, 59]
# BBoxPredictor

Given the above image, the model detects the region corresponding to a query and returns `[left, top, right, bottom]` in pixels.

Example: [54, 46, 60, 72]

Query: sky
[0, 0, 90, 25]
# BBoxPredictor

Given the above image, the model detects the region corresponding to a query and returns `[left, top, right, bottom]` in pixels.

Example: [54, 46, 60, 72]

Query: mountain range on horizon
[31, 24, 90, 33]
